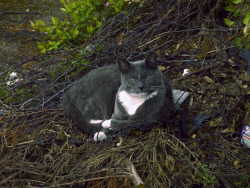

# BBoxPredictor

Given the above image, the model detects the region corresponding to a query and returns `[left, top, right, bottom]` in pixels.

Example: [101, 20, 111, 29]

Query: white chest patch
[118, 90, 158, 115]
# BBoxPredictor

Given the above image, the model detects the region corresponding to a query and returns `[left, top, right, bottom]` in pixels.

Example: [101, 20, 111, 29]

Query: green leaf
[231, 0, 243, 4]
[36, 20, 45, 26]
[224, 18, 234, 27]
[243, 25, 249, 36]
[243, 12, 250, 25]
[48, 46, 55, 51]
[60, 8, 67, 12]
[102, 16, 106, 22]
[60, 34, 67, 40]
[41, 49, 46, 53]
[73, 28, 79, 37]
[225, 5, 235, 12]
[30, 20, 35, 27]
[56, 29, 62, 35]
[87, 24, 94, 33]
[51, 16, 58, 25]
[57, 40, 63, 46]
[37, 44, 44, 50]
[96, 21, 101, 27]
[64, 4, 71, 11]
[215, 180, 220, 185]
[235, 37, 243, 47]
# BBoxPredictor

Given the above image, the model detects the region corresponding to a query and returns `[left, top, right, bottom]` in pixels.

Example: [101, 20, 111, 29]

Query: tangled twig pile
[0, 0, 249, 187]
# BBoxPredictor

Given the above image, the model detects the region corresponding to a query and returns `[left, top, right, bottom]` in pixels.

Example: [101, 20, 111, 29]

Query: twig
[207, 46, 234, 54]
[7, 140, 34, 148]
[0, 171, 21, 186]
[37, 175, 128, 188]
[138, 31, 170, 49]
[171, 62, 220, 83]
[126, 159, 144, 186]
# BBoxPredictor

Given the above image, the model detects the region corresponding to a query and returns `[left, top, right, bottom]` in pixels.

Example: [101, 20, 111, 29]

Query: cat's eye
[146, 75, 151, 79]
[130, 78, 135, 81]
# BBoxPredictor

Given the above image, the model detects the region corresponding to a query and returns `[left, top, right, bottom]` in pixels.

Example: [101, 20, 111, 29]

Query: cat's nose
[138, 86, 144, 91]
[138, 82, 144, 91]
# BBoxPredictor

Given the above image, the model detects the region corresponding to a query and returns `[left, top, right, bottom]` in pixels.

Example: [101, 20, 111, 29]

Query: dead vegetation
[0, 0, 249, 187]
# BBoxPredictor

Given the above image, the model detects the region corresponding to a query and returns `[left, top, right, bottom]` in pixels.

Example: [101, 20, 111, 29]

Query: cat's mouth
[130, 92, 148, 97]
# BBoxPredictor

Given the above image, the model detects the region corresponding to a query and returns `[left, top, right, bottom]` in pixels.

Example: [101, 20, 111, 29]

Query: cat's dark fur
[62, 52, 174, 141]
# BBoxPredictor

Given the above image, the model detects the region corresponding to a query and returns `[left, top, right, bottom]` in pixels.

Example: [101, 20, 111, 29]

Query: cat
[62, 52, 175, 141]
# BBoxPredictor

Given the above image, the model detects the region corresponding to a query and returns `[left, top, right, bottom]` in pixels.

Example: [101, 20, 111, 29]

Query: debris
[240, 125, 250, 148]
[182, 69, 189, 76]
[172, 89, 190, 110]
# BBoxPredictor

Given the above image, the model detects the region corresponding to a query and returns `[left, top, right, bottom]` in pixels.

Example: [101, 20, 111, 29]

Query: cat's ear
[117, 58, 131, 73]
[145, 52, 158, 69]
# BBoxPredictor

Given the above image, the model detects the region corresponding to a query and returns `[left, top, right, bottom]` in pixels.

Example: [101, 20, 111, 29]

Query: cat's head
[117, 52, 164, 95]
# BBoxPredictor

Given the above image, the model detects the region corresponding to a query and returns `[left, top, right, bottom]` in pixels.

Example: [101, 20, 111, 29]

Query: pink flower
[105, 2, 110, 6]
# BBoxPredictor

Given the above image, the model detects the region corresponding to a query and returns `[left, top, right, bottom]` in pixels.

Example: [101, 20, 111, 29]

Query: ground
[0, 0, 249, 187]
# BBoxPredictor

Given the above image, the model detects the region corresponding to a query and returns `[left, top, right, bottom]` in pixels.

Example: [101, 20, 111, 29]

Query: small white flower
[9, 72, 17, 79]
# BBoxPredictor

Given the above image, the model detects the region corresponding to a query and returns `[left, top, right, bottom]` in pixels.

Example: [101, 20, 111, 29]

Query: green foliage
[224, 0, 250, 49]
[224, 18, 234, 27]
[0, 71, 13, 99]
[30, 0, 130, 53]
[234, 172, 250, 188]
[0, 87, 8, 99]
[0, 83, 33, 104]
[0, 71, 35, 104]
[194, 164, 220, 186]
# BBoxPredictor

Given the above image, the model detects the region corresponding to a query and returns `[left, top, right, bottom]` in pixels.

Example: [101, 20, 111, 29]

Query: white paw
[102, 119, 112, 128]
[89, 119, 103, 124]
[93, 131, 107, 141]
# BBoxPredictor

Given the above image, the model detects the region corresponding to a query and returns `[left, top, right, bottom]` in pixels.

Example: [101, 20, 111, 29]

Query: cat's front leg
[93, 119, 113, 141]
[93, 119, 136, 141]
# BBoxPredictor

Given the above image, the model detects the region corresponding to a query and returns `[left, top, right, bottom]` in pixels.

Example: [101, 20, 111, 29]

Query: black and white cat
[62, 52, 175, 141]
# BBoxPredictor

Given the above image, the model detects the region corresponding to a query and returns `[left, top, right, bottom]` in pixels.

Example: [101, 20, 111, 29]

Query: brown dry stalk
[41, 175, 128, 188]
[0, 171, 21, 186]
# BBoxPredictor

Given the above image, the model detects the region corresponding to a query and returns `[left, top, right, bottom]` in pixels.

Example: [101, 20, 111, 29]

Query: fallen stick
[126, 159, 144, 186]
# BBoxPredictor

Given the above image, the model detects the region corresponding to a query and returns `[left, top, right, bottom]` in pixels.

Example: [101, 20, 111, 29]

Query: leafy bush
[224, 0, 250, 49]
[30, 0, 129, 53]
[234, 172, 250, 188]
